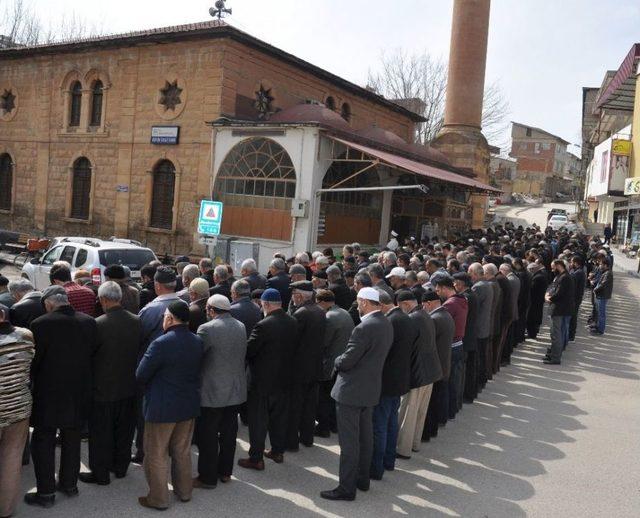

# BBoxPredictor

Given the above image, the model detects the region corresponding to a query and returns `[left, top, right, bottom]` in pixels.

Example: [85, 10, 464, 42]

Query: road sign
[197, 200, 223, 235]
[199, 235, 218, 246]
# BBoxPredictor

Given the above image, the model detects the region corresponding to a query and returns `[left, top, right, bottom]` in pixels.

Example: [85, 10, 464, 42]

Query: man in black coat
[494, 268, 513, 374]
[199, 258, 216, 288]
[238, 289, 298, 470]
[286, 281, 326, 451]
[453, 273, 479, 406]
[396, 290, 442, 458]
[513, 258, 531, 345]
[80, 281, 141, 486]
[544, 260, 575, 365]
[8, 279, 44, 329]
[569, 255, 586, 341]
[25, 286, 96, 508]
[209, 265, 232, 299]
[526, 263, 549, 339]
[327, 265, 355, 310]
[370, 291, 413, 479]
[240, 259, 267, 292]
[230, 279, 262, 338]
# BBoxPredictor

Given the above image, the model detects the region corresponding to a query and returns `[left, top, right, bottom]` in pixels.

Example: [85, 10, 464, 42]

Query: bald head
[468, 262, 485, 282]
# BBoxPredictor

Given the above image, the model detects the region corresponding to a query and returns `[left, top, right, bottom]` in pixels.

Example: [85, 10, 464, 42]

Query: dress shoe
[264, 450, 284, 464]
[79, 472, 110, 485]
[219, 475, 231, 483]
[24, 492, 55, 508]
[114, 471, 127, 479]
[138, 496, 167, 511]
[314, 429, 330, 438]
[300, 441, 314, 448]
[131, 454, 144, 464]
[590, 329, 603, 335]
[320, 488, 355, 501]
[543, 358, 561, 365]
[55, 483, 78, 497]
[396, 452, 411, 460]
[357, 480, 371, 491]
[192, 477, 216, 489]
[237, 458, 265, 471]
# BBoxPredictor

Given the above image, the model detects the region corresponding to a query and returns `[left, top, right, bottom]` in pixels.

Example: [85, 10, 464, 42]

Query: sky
[20, 0, 640, 154]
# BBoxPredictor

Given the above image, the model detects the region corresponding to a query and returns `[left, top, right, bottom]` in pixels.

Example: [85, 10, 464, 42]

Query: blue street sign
[198, 200, 224, 236]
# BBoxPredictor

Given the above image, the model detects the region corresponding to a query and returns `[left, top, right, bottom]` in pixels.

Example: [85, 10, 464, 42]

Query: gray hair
[315, 255, 329, 267]
[326, 265, 342, 282]
[499, 263, 512, 275]
[351, 242, 361, 251]
[182, 264, 200, 282]
[241, 258, 258, 273]
[8, 278, 34, 297]
[468, 262, 484, 278]
[296, 290, 313, 301]
[405, 270, 418, 283]
[98, 281, 122, 302]
[483, 263, 498, 277]
[231, 279, 251, 297]
[46, 293, 69, 308]
[199, 257, 213, 270]
[270, 258, 286, 272]
[295, 252, 310, 264]
[417, 271, 429, 283]
[384, 251, 397, 263]
[378, 290, 393, 305]
[368, 264, 384, 281]
[214, 265, 229, 281]
[354, 272, 372, 287]
[289, 264, 307, 276]
[189, 278, 211, 298]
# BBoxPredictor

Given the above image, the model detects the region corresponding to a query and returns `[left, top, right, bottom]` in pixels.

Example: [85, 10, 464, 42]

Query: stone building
[0, 20, 496, 264]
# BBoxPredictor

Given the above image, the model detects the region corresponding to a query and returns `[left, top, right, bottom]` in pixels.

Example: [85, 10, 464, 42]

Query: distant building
[489, 154, 517, 202]
[509, 122, 578, 198]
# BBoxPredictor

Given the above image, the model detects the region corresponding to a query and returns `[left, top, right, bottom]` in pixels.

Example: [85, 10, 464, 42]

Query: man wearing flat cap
[321, 286, 393, 501]
[286, 280, 326, 451]
[194, 294, 247, 489]
[133, 266, 181, 464]
[136, 300, 203, 510]
[238, 288, 298, 470]
[25, 286, 96, 509]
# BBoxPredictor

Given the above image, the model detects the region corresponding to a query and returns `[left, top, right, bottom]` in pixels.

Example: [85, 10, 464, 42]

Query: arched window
[149, 160, 176, 229]
[325, 96, 336, 111]
[90, 80, 103, 126]
[69, 81, 82, 127]
[214, 138, 296, 240]
[70, 157, 92, 220]
[341, 102, 351, 122]
[0, 154, 13, 211]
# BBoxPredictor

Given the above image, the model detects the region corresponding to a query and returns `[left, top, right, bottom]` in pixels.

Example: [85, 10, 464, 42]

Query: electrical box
[291, 199, 308, 218]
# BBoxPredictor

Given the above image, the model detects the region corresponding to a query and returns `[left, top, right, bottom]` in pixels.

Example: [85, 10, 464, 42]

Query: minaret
[432, 0, 492, 228]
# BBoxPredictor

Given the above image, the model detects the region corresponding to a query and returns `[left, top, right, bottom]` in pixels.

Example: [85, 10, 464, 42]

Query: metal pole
[315, 184, 429, 195]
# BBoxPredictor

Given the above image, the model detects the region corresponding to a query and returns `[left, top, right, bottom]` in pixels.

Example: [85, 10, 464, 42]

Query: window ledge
[0, 208, 13, 215]
[58, 128, 110, 138]
[144, 226, 176, 235]
[63, 217, 92, 224]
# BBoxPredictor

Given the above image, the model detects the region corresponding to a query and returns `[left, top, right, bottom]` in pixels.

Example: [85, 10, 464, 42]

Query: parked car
[22, 237, 157, 290]
[547, 214, 575, 231]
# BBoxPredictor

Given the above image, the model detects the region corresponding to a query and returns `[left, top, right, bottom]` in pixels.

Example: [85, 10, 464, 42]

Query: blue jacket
[136, 325, 204, 423]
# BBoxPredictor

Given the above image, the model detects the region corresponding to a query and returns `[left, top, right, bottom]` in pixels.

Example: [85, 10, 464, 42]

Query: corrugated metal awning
[596, 44, 640, 111]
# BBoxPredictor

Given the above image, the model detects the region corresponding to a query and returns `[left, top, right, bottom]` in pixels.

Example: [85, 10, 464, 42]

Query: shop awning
[329, 136, 501, 193]
[596, 44, 640, 111]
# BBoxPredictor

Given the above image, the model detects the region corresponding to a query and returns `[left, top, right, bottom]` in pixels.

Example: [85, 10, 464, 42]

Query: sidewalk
[612, 248, 640, 278]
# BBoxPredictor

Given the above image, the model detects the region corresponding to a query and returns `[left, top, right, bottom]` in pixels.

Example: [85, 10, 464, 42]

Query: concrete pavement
[12, 275, 640, 517]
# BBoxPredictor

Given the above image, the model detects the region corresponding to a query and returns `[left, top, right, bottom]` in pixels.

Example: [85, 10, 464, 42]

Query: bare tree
[368, 49, 510, 149]
[0, 0, 102, 46]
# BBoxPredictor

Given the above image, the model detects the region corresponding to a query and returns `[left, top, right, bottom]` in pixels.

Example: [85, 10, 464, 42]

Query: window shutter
[71, 157, 91, 220]
[0, 154, 12, 210]
[150, 160, 176, 229]
[69, 81, 82, 127]
[90, 80, 103, 126]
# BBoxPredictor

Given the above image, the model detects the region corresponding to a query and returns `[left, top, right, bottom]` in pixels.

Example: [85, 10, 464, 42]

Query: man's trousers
[335, 403, 373, 496]
[88, 397, 136, 482]
[143, 419, 195, 509]
[370, 396, 400, 478]
[196, 405, 239, 486]
[448, 346, 465, 419]
[397, 384, 432, 457]
[286, 382, 318, 449]
[316, 379, 337, 434]
[0, 419, 29, 517]
[247, 388, 288, 461]
[423, 379, 448, 439]
[31, 425, 81, 495]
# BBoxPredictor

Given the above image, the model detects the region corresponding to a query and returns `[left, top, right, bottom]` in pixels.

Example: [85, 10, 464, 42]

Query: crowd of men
[0, 223, 616, 514]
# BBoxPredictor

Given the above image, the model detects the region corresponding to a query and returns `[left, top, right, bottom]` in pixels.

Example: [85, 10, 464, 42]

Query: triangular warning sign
[206, 207, 217, 218]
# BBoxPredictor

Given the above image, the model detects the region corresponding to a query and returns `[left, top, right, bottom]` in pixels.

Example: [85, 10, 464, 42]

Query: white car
[22, 237, 157, 290]
[547, 215, 577, 232]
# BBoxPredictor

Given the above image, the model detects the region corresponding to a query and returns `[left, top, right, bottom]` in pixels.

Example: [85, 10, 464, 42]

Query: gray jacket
[331, 311, 393, 407]
[472, 280, 494, 340]
[197, 313, 247, 408]
[321, 304, 354, 381]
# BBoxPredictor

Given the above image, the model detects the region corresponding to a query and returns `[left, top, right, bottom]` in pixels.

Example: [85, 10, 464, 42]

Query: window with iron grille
[0, 153, 12, 211]
[149, 160, 176, 229]
[69, 81, 82, 127]
[341, 102, 351, 122]
[90, 80, 103, 126]
[70, 157, 91, 220]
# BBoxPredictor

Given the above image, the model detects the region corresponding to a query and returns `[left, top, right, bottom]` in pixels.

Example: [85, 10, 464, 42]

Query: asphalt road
[493, 201, 577, 229]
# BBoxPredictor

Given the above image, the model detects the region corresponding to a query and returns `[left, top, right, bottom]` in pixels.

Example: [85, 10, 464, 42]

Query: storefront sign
[151, 126, 180, 145]
[624, 177, 640, 195]
[612, 139, 632, 156]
